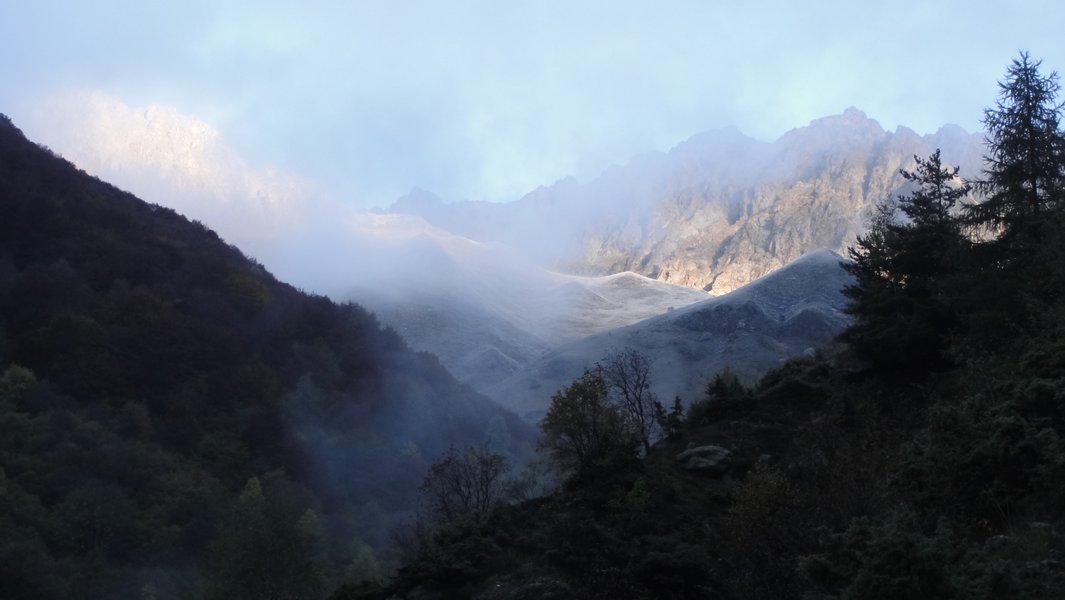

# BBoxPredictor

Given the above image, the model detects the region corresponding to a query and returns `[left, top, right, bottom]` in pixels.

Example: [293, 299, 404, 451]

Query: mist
[22, 95, 712, 404]
[24, 93, 993, 416]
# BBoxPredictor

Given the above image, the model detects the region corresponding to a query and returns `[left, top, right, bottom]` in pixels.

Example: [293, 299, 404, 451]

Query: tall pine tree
[966, 52, 1065, 258]
[959, 53, 1065, 340]
[842, 151, 969, 373]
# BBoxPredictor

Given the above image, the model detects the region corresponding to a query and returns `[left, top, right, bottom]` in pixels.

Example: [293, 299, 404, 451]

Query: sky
[3, 0, 1065, 209]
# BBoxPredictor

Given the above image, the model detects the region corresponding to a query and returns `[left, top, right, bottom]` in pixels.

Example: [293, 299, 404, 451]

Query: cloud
[26, 90, 334, 247]
[15, 91, 552, 302]
[19, 90, 383, 297]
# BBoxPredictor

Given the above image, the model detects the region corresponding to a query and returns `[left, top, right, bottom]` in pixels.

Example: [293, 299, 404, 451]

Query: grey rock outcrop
[474, 576, 575, 600]
[676, 445, 733, 474]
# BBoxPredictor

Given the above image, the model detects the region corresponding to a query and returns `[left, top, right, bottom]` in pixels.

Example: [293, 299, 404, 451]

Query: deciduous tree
[541, 370, 638, 478]
[597, 348, 661, 454]
[420, 444, 508, 525]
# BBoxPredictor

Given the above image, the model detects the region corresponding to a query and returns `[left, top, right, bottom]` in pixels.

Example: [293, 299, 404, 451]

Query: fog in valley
[8, 4, 1065, 598]
[21, 91, 987, 417]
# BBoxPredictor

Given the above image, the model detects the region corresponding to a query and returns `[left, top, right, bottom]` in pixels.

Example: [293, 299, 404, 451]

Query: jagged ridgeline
[391, 109, 984, 294]
[0, 114, 533, 599]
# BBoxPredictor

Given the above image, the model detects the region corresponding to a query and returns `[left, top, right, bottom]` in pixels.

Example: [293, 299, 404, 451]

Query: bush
[687, 367, 752, 427]
[800, 513, 1025, 600]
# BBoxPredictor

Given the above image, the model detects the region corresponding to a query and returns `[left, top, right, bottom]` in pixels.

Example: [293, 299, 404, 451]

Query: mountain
[346, 215, 709, 394]
[390, 109, 984, 294]
[490, 249, 851, 420]
[16, 93, 715, 402]
[541, 269, 710, 342]
[354, 68, 1065, 597]
[365, 110, 956, 411]
[343, 213, 559, 393]
[0, 114, 534, 599]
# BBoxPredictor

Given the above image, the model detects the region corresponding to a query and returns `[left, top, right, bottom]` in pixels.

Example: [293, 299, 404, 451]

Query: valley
[5, 4, 1065, 596]
[348, 109, 980, 418]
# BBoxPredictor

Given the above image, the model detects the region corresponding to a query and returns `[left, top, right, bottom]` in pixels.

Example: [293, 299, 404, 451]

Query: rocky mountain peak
[777, 107, 887, 157]
[387, 110, 986, 295]
[391, 186, 446, 212]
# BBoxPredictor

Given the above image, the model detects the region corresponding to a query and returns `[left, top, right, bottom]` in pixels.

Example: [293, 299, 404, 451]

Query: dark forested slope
[0, 114, 533, 599]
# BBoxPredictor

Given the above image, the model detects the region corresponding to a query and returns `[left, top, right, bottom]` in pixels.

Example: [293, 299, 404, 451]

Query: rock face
[676, 445, 733, 474]
[391, 109, 984, 295]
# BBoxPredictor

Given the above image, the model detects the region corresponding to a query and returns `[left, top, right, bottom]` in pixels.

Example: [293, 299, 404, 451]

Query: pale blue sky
[3, 0, 1064, 208]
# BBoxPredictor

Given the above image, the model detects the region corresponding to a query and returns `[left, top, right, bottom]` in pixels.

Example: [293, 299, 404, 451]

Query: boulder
[676, 445, 732, 474]
[474, 575, 575, 600]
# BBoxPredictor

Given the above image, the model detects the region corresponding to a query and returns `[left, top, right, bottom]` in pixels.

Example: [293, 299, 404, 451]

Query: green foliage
[800, 513, 1024, 600]
[0, 364, 35, 404]
[967, 52, 1065, 244]
[706, 366, 751, 402]
[655, 395, 686, 439]
[841, 150, 969, 373]
[344, 543, 384, 585]
[725, 464, 814, 598]
[206, 477, 327, 600]
[686, 366, 752, 426]
[895, 375, 1065, 527]
[540, 370, 640, 479]
[949, 53, 1065, 348]
[727, 465, 805, 550]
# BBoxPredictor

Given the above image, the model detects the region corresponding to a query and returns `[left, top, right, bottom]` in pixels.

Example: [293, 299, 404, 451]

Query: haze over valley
[6, 3, 1065, 598]
[24, 97, 983, 411]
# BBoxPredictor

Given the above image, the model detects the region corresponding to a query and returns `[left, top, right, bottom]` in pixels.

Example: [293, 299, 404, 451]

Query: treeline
[361, 53, 1065, 599]
[0, 114, 533, 599]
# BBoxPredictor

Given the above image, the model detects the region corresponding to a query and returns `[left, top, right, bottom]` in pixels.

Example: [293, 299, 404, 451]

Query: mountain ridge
[389, 109, 983, 294]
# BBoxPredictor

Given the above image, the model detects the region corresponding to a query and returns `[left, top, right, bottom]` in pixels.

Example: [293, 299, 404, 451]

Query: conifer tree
[894, 150, 970, 282]
[966, 52, 1065, 255]
[959, 53, 1065, 335]
[842, 151, 969, 372]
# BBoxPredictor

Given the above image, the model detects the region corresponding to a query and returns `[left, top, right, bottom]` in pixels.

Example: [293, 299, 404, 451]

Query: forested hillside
[362, 53, 1065, 600]
[0, 114, 533, 599]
